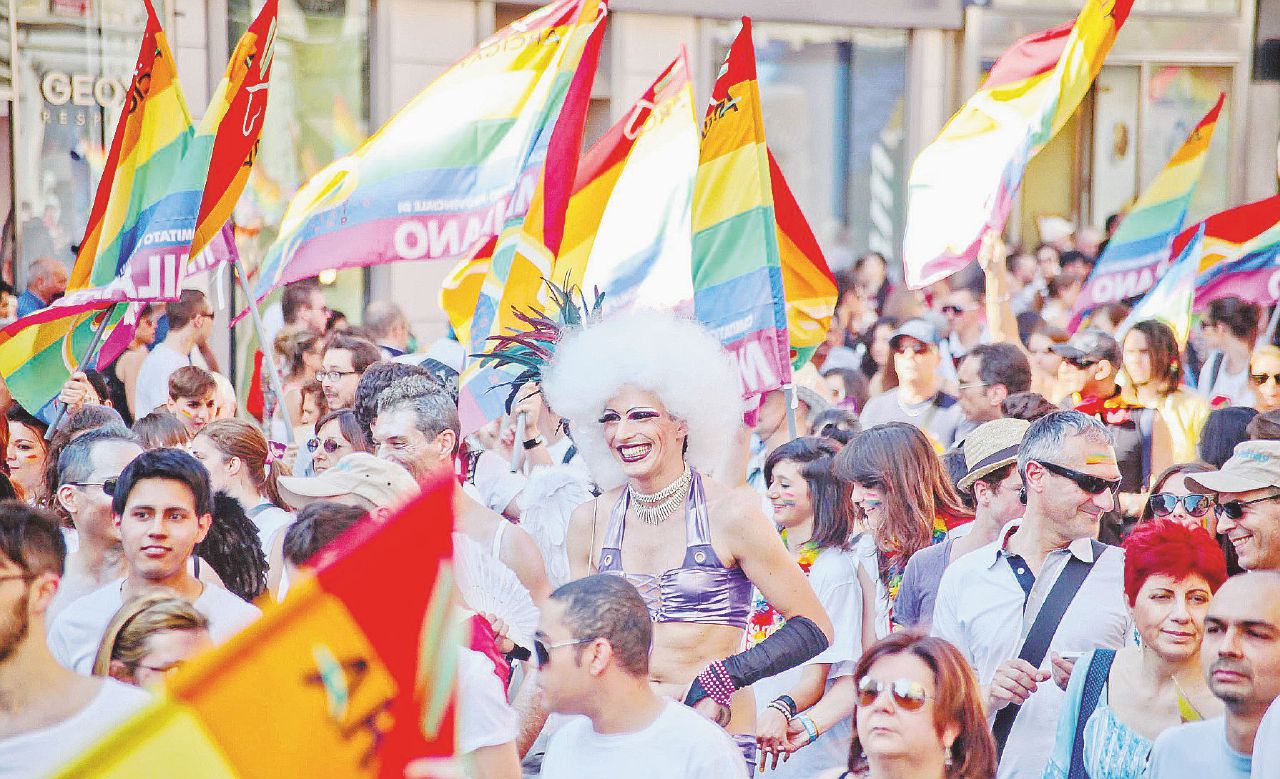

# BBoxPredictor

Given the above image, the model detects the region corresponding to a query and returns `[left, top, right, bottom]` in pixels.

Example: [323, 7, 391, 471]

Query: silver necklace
[631, 466, 693, 526]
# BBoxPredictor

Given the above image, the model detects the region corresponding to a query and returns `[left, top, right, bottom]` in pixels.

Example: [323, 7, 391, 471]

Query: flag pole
[232, 256, 296, 444]
[784, 384, 798, 441]
[44, 303, 118, 440]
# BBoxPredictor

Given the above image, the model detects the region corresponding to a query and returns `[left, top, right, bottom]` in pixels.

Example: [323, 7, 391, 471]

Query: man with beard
[1147, 572, 1280, 777]
[0, 501, 149, 776]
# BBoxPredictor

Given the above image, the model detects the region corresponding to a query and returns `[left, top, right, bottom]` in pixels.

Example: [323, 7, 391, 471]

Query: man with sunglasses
[935, 286, 986, 361]
[47, 427, 143, 623]
[1185, 441, 1280, 572]
[932, 411, 1132, 779]
[538, 575, 747, 779]
[859, 318, 965, 449]
[1053, 328, 1173, 529]
[0, 501, 150, 778]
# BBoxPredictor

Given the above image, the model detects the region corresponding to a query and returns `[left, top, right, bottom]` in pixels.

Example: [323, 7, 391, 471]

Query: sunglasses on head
[533, 636, 594, 668]
[1148, 492, 1213, 518]
[856, 677, 932, 711]
[1251, 373, 1280, 387]
[1035, 460, 1122, 496]
[306, 438, 344, 454]
[1214, 492, 1280, 520]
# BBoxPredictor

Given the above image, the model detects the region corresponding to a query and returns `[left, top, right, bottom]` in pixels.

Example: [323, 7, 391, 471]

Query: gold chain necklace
[631, 466, 692, 526]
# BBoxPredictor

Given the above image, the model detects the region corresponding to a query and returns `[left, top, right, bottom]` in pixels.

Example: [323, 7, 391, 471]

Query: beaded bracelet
[772, 695, 798, 718]
[696, 660, 736, 707]
[766, 700, 792, 720]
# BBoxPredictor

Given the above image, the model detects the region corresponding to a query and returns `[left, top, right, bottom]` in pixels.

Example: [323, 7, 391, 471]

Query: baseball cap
[277, 452, 419, 511]
[889, 318, 942, 349]
[1051, 328, 1120, 365]
[957, 418, 1030, 492]
[1185, 441, 1280, 495]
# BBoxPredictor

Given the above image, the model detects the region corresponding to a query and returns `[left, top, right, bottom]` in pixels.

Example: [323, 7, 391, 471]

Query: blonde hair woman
[92, 594, 212, 687]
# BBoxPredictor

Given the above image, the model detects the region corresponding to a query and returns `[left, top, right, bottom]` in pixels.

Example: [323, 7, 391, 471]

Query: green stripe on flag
[692, 206, 779, 289]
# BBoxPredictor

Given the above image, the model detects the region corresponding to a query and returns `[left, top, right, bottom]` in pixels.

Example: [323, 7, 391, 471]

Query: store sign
[40, 71, 127, 108]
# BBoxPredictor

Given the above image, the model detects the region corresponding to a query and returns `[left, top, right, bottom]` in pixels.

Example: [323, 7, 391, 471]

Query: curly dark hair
[193, 492, 268, 602]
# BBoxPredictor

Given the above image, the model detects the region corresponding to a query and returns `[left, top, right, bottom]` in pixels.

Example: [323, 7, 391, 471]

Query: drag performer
[543, 310, 834, 765]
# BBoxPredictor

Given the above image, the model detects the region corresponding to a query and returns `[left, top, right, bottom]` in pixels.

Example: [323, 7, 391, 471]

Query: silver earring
[944, 744, 954, 767]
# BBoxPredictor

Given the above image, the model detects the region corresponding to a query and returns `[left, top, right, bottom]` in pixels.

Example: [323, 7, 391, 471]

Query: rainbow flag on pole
[691, 18, 791, 411]
[246, 0, 608, 311]
[903, 0, 1133, 289]
[1070, 93, 1223, 330]
[769, 150, 836, 370]
[1170, 193, 1280, 308]
[557, 52, 698, 315]
[457, 2, 607, 433]
[52, 479, 458, 779]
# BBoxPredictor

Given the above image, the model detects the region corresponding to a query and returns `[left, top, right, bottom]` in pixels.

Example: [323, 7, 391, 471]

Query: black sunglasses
[1214, 493, 1280, 520]
[1250, 373, 1280, 387]
[1148, 492, 1213, 518]
[533, 636, 593, 668]
[306, 438, 344, 454]
[70, 478, 118, 496]
[1035, 461, 1122, 496]
[1065, 356, 1100, 370]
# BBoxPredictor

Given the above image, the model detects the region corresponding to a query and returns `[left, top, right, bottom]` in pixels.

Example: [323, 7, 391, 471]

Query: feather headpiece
[472, 277, 605, 412]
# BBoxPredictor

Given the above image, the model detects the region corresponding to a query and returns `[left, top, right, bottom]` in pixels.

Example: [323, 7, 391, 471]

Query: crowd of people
[1, 225, 1280, 779]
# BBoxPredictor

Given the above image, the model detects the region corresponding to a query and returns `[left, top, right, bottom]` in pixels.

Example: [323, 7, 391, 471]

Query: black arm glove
[684, 615, 829, 707]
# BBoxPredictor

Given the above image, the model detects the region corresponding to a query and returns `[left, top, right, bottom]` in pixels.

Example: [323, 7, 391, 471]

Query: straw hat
[957, 418, 1031, 493]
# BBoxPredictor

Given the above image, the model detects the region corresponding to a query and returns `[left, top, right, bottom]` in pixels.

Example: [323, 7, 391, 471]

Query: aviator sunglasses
[1147, 492, 1214, 518]
[856, 677, 932, 711]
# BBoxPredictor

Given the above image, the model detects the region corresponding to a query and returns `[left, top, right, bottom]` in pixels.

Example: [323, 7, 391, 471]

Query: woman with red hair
[1045, 520, 1228, 778]
[818, 631, 996, 779]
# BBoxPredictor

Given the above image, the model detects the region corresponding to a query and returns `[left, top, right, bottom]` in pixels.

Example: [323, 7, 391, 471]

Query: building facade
[0, 0, 1271, 373]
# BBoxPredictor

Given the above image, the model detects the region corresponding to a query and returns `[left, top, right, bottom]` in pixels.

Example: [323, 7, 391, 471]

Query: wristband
[773, 695, 798, 718]
[522, 435, 545, 450]
[796, 714, 819, 744]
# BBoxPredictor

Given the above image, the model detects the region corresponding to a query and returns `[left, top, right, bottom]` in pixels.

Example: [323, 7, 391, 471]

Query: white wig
[542, 310, 742, 490]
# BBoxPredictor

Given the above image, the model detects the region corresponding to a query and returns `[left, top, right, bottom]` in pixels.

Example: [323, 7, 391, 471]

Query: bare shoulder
[700, 474, 769, 529]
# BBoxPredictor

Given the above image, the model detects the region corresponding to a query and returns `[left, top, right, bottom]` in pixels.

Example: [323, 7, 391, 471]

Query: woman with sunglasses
[753, 438, 878, 775]
[91, 593, 212, 688]
[309, 409, 373, 474]
[834, 423, 972, 637]
[816, 632, 996, 779]
[188, 419, 292, 555]
[1249, 345, 1280, 414]
[1121, 320, 1209, 464]
[1045, 520, 1227, 778]
[1140, 463, 1217, 532]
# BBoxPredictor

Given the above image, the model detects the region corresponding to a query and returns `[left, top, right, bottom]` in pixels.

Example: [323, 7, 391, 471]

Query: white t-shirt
[456, 648, 517, 755]
[751, 546, 865, 778]
[47, 578, 261, 673]
[0, 678, 150, 778]
[1197, 354, 1253, 407]
[1254, 698, 1280, 778]
[541, 701, 747, 779]
[134, 342, 192, 416]
[247, 503, 294, 555]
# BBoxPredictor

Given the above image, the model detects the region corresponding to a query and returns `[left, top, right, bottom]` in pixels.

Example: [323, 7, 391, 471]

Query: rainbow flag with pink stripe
[903, 0, 1132, 289]
[1070, 93, 1223, 330]
[691, 18, 791, 411]
[246, 0, 608, 310]
[1170, 193, 1280, 307]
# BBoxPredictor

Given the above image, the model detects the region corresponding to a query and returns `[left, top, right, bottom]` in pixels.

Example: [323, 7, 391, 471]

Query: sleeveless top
[597, 469, 752, 628]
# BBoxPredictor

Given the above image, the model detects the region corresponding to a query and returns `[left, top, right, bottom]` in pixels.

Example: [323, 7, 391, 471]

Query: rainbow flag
[53, 479, 458, 779]
[1170, 193, 1280, 308]
[903, 0, 1133, 289]
[1070, 93, 1223, 330]
[691, 18, 790, 411]
[245, 0, 609, 312]
[557, 52, 698, 314]
[457, 2, 607, 433]
[1117, 223, 1203, 346]
[439, 247, 493, 349]
[769, 150, 836, 369]
[0, 1, 196, 416]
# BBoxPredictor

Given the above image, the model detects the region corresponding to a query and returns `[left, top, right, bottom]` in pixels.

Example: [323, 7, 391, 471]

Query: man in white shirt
[932, 410, 1132, 779]
[134, 289, 214, 416]
[538, 575, 747, 779]
[47, 426, 143, 622]
[48, 448, 259, 673]
[1148, 572, 1280, 778]
[0, 501, 150, 778]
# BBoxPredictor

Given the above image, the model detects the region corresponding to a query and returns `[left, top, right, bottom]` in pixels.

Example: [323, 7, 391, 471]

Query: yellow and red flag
[53, 479, 459, 779]
[769, 150, 836, 369]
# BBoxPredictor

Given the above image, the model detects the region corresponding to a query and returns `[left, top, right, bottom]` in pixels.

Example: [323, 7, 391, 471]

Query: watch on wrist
[522, 435, 545, 450]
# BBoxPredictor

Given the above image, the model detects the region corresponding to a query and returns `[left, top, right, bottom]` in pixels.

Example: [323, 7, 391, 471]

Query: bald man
[18, 257, 68, 316]
[1147, 572, 1280, 778]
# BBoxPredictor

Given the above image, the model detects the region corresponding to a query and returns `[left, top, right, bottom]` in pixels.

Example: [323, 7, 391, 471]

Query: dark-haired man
[48, 426, 143, 622]
[0, 501, 149, 776]
[134, 289, 214, 416]
[47, 448, 259, 672]
[956, 343, 1032, 431]
[319, 334, 382, 410]
[538, 575, 746, 778]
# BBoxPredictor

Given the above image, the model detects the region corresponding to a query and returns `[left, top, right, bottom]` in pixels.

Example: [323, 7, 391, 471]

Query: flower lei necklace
[747, 530, 819, 648]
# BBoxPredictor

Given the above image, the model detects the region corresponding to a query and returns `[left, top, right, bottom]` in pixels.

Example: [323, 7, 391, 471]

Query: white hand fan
[453, 532, 539, 652]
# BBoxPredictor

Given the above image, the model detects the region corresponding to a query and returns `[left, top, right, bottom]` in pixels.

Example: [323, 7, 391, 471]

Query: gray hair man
[17, 256, 68, 316]
[363, 300, 411, 358]
[932, 411, 1132, 778]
